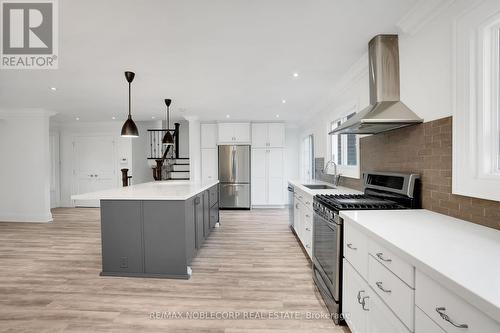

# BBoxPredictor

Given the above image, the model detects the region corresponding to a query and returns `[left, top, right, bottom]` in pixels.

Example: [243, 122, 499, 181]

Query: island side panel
[143, 200, 189, 278]
[100, 200, 144, 275]
[185, 197, 196, 264]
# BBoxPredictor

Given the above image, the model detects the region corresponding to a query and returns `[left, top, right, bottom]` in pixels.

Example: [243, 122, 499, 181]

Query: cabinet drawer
[416, 270, 500, 333]
[368, 255, 414, 331]
[368, 238, 414, 287]
[209, 185, 218, 206]
[415, 306, 445, 333]
[344, 223, 368, 277]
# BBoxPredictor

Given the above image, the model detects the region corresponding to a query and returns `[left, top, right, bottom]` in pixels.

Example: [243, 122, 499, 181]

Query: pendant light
[121, 71, 139, 137]
[162, 98, 174, 145]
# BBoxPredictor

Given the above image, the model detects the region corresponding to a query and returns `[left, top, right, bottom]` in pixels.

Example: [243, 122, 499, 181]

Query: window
[453, 2, 500, 201]
[301, 135, 314, 180]
[330, 112, 359, 178]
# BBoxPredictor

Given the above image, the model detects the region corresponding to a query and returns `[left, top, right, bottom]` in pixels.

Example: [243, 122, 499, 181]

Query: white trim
[327, 102, 361, 179]
[0, 212, 53, 223]
[453, 0, 500, 202]
[397, 0, 456, 36]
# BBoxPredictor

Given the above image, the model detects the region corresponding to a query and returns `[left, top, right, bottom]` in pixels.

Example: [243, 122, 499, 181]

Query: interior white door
[267, 149, 284, 205]
[251, 149, 267, 205]
[268, 123, 285, 147]
[201, 148, 218, 182]
[251, 123, 268, 148]
[73, 135, 117, 207]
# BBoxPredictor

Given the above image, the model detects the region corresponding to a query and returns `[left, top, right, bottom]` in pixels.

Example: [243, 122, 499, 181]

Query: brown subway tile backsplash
[340, 116, 500, 230]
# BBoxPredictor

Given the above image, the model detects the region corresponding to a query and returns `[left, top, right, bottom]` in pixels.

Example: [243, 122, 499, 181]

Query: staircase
[167, 158, 190, 180]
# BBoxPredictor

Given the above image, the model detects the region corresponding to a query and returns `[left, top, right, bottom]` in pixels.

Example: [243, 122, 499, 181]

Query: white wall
[56, 121, 133, 207]
[298, 0, 473, 175]
[0, 109, 53, 222]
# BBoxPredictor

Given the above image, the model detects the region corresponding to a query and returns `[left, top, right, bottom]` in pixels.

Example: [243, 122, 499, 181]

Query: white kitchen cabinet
[291, 187, 313, 258]
[218, 123, 251, 144]
[251, 149, 267, 206]
[251, 148, 284, 206]
[201, 123, 217, 148]
[251, 123, 285, 148]
[201, 149, 218, 182]
[343, 259, 410, 333]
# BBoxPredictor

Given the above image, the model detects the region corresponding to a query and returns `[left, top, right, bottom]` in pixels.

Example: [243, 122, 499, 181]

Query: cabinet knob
[305, 227, 311, 231]
[305, 244, 310, 248]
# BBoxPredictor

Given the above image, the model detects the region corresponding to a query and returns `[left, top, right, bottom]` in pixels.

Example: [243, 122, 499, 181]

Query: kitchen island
[71, 180, 219, 279]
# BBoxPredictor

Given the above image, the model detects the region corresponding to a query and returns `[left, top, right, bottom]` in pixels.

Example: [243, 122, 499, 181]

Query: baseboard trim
[0, 212, 53, 223]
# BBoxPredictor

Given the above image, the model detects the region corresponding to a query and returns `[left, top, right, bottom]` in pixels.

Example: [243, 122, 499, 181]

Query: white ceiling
[0, 0, 417, 124]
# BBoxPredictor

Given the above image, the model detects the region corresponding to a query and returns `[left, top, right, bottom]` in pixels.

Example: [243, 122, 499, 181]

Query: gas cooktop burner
[315, 194, 405, 210]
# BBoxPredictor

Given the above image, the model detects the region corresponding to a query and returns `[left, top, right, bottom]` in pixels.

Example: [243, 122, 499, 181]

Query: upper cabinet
[217, 123, 251, 144]
[201, 123, 217, 149]
[251, 123, 285, 148]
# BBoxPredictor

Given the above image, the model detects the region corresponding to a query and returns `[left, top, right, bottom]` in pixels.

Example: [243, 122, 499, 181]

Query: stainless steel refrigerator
[218, 145, 251, 209]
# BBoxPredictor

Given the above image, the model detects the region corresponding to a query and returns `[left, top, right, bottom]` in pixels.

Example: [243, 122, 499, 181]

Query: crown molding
[397, 0, 456, 36]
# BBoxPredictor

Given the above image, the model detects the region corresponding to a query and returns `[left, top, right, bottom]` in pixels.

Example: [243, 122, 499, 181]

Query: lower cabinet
[292, 190, 313, 258]
[343, 259, 410, 333]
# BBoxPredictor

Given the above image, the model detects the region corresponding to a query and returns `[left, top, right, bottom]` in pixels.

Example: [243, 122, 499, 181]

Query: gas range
[313, 194, 406, 221]
[311, 171, 420, 325]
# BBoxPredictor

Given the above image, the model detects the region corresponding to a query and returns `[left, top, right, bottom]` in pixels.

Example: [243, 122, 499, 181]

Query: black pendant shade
[121, 71, 139, 138]
[162, 98, 174, 145]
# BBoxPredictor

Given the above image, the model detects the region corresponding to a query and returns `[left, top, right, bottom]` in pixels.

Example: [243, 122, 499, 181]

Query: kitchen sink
[303, 184, 335, 190]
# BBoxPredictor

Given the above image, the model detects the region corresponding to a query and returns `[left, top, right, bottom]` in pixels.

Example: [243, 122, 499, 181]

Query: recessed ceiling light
[112, 116, 116, 120]
[282, 99, 286, 104]
[152, 116, 156, 119]
[226, 114, 230, 118]
[50, 87, 57, 91]
[75, 117, 80, 121]
[293, 72, 299, 78]
[275, 114, 280, 118]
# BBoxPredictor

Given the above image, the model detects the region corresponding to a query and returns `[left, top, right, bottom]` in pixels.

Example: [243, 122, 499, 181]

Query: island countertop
[71, 180, 219, 201]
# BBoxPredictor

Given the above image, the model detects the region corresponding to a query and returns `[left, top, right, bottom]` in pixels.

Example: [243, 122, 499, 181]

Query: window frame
[453, 1, 500, 201]
[328, 103, 360, 179]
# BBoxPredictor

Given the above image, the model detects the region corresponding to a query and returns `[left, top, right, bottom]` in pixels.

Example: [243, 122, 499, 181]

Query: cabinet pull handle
[305, 244, 310, 248]
[357, 290, 365, 304]
[347, 243, 357, 250]
[305, 201, 310, 204]
[305, 227, 311, 231]
[375, 281, 391, 293]
[295, 203, 299, 209]
[376, 252, 392, 262]
[305, 214, 310, 218]
[435, 307, 468, 329]
[361, 296, 369, 311]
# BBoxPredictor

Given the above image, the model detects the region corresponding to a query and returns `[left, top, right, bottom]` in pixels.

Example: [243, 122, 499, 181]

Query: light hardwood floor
[0, 208, 348, 333]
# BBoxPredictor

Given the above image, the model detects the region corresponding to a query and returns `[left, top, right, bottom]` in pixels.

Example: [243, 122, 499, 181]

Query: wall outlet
[120, 257, 128, 268]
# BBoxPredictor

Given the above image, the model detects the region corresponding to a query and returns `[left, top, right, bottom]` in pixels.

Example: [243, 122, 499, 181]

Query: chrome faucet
[322, 159, 341, 186]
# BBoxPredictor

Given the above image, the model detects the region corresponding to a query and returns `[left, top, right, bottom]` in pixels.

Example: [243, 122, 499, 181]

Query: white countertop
[71, 180, 219, 201]
[340, 209, 500, 321]
[288, 179, 363, 196]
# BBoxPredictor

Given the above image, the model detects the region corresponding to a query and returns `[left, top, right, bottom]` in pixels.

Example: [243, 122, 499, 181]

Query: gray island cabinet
[71, 181, 219, 279]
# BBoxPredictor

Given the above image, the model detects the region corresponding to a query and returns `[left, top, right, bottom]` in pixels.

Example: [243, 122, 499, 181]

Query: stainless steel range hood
[330, 35, 423, 135]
